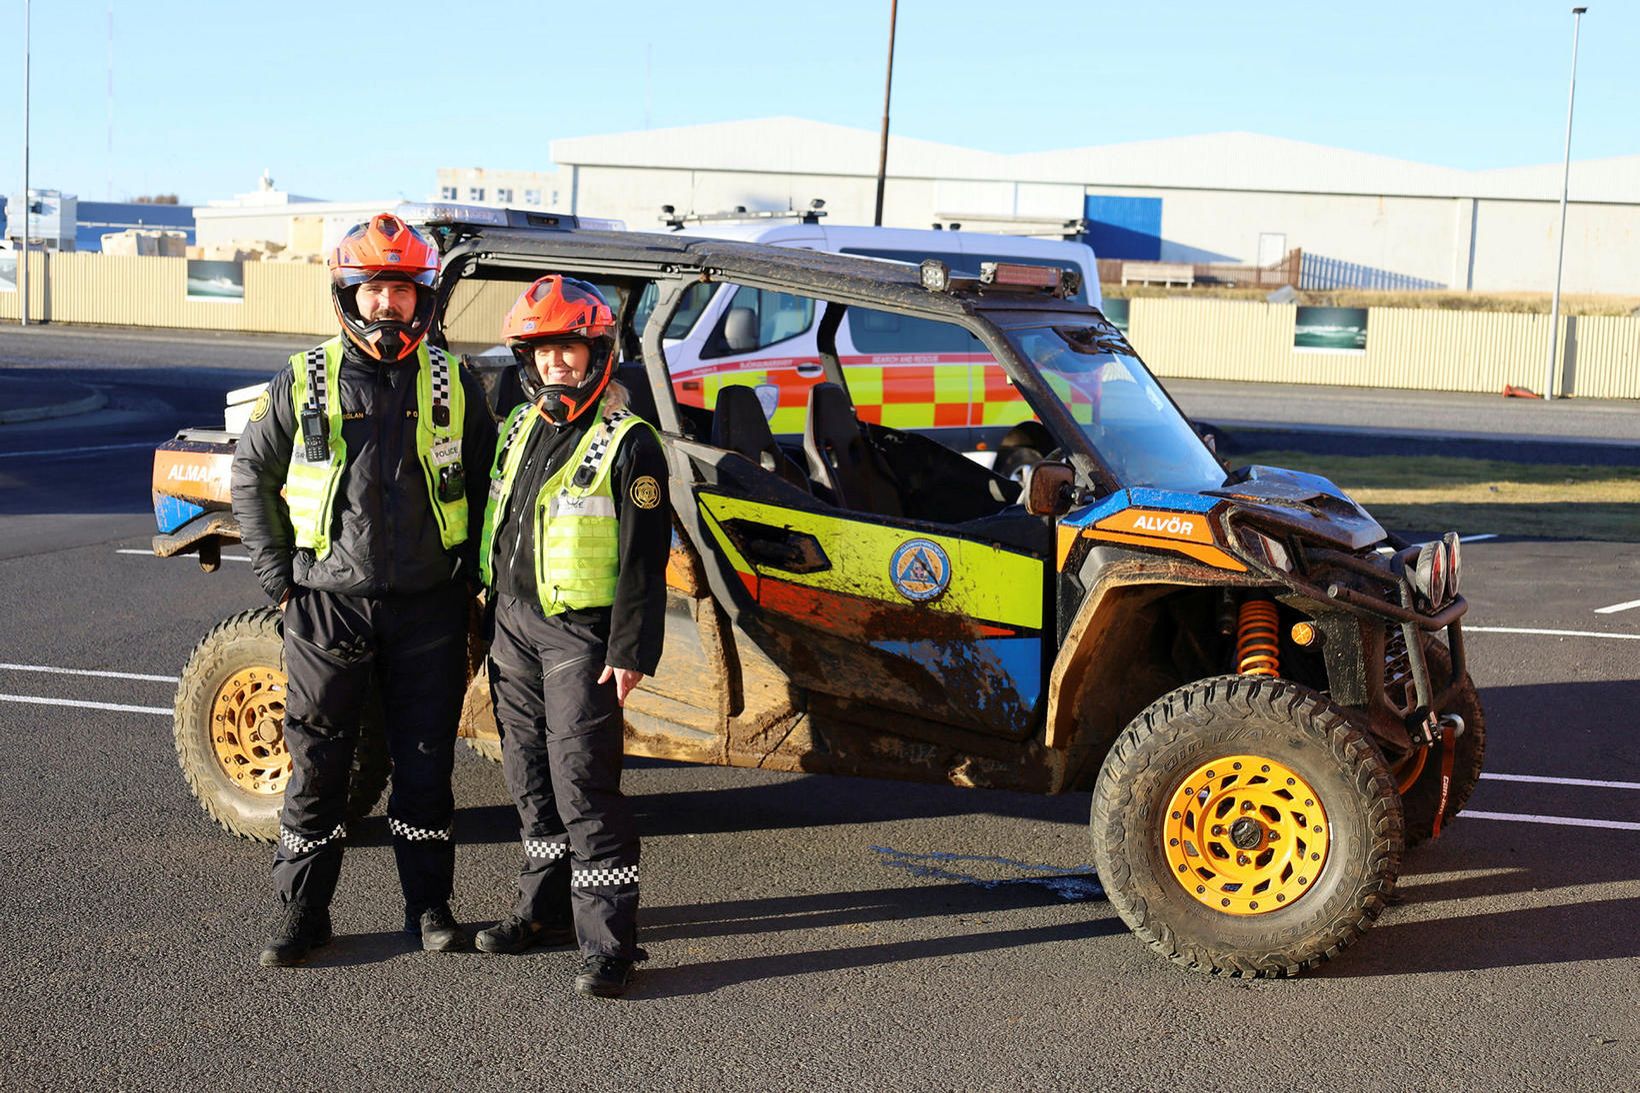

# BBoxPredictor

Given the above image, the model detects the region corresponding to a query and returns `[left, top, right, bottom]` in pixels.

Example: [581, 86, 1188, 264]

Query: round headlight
[1413, 540, 1448, 607]
[1443, 531, 1462, 599]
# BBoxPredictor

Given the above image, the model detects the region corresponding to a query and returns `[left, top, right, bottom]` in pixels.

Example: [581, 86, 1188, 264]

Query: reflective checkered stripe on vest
[285, 337, 468, 558]
[479, 401, 653, 616]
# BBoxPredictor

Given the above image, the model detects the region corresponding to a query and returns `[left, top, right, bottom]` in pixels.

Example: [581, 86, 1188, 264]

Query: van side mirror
[723, 307, 759, 353]
[1019, 460, 1075, 518]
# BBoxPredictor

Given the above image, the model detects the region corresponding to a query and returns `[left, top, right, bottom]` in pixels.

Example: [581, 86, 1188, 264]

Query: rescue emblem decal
[249, 391, 271, 423]
[630, 475, 662, 510]
[889, 538, 951, 602]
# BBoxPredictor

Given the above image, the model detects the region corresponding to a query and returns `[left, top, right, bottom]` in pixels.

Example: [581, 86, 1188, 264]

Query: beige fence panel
[442, 278, 523, 347]
[1569, 316, 1640, 400]
[1128, 298, 1296, 382]
[1128, 299, 1637, 399]
[1359, 308, 1550, 394]
[0, 253, 333, 335]
[242, 262, 332, 335]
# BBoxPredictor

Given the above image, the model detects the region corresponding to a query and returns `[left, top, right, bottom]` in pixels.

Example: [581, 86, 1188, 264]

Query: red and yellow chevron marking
[672, 354, 1064, 435]
[1075, 507, 1247, 572]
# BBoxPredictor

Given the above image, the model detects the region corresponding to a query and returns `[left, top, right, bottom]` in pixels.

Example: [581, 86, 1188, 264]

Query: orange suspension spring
[1236, 599, 1281, 677]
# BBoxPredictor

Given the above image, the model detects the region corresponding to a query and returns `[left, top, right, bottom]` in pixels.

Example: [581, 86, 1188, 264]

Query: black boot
[408, 903, 468, 952]
[259, 903, 332, 968]
[574, 954, 635, 998]
[475, 913, 576, 955]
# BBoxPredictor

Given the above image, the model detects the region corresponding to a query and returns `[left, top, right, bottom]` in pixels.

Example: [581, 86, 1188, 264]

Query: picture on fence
[0, 252, 16, 293]
[1101, 297, 1129, 333]
[186, 259, 245, 302]
[1294, 306, 1367, 352]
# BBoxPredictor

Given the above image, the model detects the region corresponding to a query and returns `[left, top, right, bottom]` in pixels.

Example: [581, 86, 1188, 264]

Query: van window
[841, 246, 1088, 304]
[632, 280, 716, 341]
[701, 285, 816, 359]
[848, 308, 985, 356]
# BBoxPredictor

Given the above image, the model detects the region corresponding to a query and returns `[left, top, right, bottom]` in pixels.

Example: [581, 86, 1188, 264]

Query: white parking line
[0, 662, 178, 683]
[0, 693, 170, 716]
[1466, 811, 1640, 833]
[115, 549, 252, 563]
[1481, 772, 1640, 792]
[1593, 598, 1640, 616]
[0, 440, 157, 459]
[1466, 625, 1640, 641]
[1458, 533, 1497, 543]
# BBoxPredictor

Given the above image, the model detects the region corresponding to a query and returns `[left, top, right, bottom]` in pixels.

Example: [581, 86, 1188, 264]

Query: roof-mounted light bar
[396, 202, 625, 233]
[917, 259, 1083, 299]
[978, 260, 1082, 298]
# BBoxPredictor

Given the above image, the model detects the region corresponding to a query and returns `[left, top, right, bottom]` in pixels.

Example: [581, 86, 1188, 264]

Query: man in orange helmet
[472, 275, 670, 998]
[230, 213, 495, 966]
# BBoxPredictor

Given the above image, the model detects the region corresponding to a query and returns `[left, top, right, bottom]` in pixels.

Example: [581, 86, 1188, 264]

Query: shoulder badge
[249, 391, 271, 423]
[630, 475, 662, 510]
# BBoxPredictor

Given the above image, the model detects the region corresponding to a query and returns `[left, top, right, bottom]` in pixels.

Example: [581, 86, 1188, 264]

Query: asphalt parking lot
[1, 327, 1636, 1091]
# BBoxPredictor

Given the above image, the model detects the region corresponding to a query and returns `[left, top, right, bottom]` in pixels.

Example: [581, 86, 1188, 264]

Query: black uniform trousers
[487, 592, 641, 961]
[272, 582, 469, 920]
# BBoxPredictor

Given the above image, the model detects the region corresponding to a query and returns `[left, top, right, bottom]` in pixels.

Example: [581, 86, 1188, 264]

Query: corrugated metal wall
[4, 254, 1637, 400]
[1570, 316, 1640, 400]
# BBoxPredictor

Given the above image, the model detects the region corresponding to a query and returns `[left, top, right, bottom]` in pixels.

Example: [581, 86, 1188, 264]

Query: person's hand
[598, 665, 645, 706]
[277, 588, 291, 612]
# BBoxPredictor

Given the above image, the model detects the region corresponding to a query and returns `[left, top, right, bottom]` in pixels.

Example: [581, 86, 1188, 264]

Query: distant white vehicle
[629, 210, 1103, 471]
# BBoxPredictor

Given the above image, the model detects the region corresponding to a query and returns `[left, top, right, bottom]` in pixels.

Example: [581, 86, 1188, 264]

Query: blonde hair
[602, 379, 630, 413]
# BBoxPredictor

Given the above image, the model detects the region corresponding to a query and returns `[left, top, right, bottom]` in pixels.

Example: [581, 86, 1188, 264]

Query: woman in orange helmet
[472, 275, 671, 998]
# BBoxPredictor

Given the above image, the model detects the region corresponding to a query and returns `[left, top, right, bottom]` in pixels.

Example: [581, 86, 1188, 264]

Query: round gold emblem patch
[630, 475, 661, 510]
[249, 391, 271, 423]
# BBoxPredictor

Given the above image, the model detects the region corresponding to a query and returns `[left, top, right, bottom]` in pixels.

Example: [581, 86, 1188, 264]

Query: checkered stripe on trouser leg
[523, 838, 569, 861]
[388, 818, 452, 842]
[280, 823, 346, 855]
[571, 865, 639, 887]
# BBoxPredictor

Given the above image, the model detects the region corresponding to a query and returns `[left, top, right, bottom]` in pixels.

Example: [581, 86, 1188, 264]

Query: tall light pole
[19, 0, 30, 326]
[872, 0, 898, 227]
[1544, 5, 1587, 399]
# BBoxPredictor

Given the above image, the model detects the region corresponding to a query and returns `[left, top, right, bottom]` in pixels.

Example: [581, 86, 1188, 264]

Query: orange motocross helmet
[328, 213, 440, 362]
[502, 275, 617, 425]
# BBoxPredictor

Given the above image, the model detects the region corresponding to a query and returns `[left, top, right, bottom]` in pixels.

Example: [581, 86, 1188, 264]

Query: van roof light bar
[659, 201, 829, 231]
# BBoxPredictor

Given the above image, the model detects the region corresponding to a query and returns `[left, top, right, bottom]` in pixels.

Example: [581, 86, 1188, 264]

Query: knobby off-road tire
[1090, 674, 1404, 977]
[1399, 640, 1486, 847]
[173, 607, 389, 842]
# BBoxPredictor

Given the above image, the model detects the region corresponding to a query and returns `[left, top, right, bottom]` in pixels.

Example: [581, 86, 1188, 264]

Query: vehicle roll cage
[432, 228, 1130, 495]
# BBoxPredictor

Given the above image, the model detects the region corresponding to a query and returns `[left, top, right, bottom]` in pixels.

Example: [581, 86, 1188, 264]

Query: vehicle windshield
[1010, 324, 1228, 492]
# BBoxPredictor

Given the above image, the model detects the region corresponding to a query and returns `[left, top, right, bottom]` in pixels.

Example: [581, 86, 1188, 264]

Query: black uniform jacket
[489, 396, 671, 676]
[230, 338, 496, 604]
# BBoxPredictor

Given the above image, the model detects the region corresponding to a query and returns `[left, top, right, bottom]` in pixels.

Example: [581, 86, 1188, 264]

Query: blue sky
[3, 0, 1635, 205]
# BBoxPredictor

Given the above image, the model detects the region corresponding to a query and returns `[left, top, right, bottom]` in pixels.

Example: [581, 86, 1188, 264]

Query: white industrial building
[434, 167, 560, 210]
[546, 118, 1640, 295]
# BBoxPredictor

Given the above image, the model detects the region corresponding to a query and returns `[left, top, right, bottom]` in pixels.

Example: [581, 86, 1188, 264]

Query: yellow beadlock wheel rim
[210, 667, 292, 797]
[1162, 754, 1330, 916]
